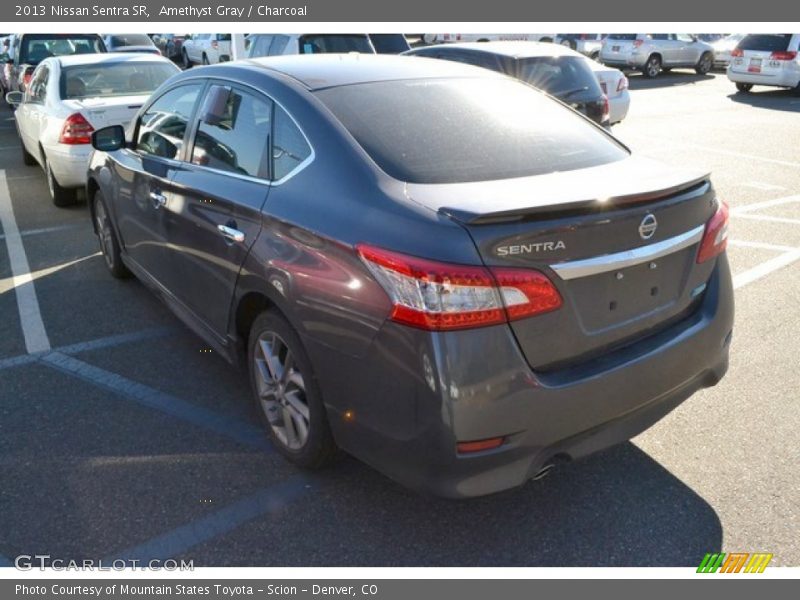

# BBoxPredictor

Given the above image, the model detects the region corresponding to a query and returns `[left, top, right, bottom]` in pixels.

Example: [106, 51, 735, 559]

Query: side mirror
[92, 125, 126, 152]
[5, 91, 23, 106]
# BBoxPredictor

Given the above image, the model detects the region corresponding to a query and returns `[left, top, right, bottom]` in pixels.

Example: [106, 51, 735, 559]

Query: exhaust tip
[531, 464, 556, 481]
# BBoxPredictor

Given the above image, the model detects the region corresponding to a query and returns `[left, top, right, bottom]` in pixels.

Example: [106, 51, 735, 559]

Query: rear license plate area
[612, 45, 620, 52]
[748, 58, 762, 73]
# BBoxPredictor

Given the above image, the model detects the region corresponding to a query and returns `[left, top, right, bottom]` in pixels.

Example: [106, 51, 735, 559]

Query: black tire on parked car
[736, 82, 753, 93]
[695, 52, 713, 75]
[182, 49, 192, 69]
[642, 54, 662, 78]
[44, 155, 77, 207]
[248, 310, 337, 469]
[20, 139, 36, 166]
[93, 190, 131, 279]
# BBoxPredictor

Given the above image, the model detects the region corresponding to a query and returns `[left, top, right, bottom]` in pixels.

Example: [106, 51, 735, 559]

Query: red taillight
[457, 437, 505, 454]
[58, 112, 94, 145]
[211, 40, 219, 50]
[633, 39, 644, 48]
[22, 69, 33, 88]
[697, 201, 729, 264]
[770, 50, 797, 61]
[617, 75, 629, 91]
[731, 48, 743, 57]
[357, 244, 562, 331]
[601, 94, 610, 122]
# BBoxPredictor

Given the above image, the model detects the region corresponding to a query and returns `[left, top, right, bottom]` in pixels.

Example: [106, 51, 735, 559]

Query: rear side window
[607, 34, 638, 41]
[136, 84, 203, 160]
[315, 78, 627, 184]
[272, 106, 312, 181]
[517, 56, 602, 96]
[191, 87, 273, 179]
[737, 34, 793, 52]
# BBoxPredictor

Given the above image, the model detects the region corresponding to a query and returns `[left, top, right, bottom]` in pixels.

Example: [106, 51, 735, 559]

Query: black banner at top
[2, 0, 799, 22]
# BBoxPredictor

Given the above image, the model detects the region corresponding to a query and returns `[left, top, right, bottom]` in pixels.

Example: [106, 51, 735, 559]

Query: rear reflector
[59, 112, 94, 144]
[697, 201, 729, 264]
[357, 244, 562, 331]
[457, 437, 504, 454]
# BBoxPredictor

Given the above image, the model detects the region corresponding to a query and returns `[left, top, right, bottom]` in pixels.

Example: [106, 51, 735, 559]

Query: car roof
[244, 53, 506, 89]
[418, 41, 584, 59]
[55, 53, 172, 68]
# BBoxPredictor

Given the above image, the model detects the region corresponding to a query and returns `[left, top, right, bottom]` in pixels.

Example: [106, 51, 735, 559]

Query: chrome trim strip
[551, 225, 705, 280]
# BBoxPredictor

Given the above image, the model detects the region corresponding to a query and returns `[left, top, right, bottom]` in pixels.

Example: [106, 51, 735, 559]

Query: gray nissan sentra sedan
[86, 54, 733, 498]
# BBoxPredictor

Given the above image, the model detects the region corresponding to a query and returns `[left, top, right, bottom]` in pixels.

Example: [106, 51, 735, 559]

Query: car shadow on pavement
[626, 72, 716, 90]
[310, 442, 722, 567]
[727, 89, 800, 112]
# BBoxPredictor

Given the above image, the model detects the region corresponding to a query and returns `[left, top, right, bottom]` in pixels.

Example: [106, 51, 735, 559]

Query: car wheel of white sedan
[45, 156, 77, 207]
[736, 82, 753, 93]
[643, 55, 661, 78]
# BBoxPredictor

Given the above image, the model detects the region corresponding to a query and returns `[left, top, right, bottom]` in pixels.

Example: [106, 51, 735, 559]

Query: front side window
[136, 84, 203, 159]
[272, 105, 312, 181]
[191, 86, 272, 179]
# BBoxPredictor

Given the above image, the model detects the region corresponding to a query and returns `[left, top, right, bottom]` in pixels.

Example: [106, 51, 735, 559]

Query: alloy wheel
[94, 200, 115, 270]
[253, 331, 310, 450]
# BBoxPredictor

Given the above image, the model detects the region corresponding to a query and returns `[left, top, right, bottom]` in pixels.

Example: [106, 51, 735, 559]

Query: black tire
[695, 52, 713, 75]
[642, 54, 662, 78]
[182, 49, 192, 69]
[201, 53, 210, 65]
[589, 51, 599, 61]
[93, 190, 131, 279]
[736, 82, 753, 93]
[44, 155, 77, 207]
[20, 140, 36, 166]
[248, 311, 337, 469]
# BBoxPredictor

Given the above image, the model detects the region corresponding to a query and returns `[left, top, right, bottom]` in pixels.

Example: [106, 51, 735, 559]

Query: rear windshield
[737, 34, 793, 52]
[368, 34, 410, 54]
[298, 34, 373, 54]
[607, 34, 638, 41]
[109, 34, 154, 47]
[315, 78, 628, 184]
[60, 61, 178, 99]
[517, 56, 602, 97]
[20, 35, 104, 65]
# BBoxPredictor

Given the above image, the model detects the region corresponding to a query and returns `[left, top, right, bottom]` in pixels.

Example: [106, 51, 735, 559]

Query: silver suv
[600, 34, 715, 78]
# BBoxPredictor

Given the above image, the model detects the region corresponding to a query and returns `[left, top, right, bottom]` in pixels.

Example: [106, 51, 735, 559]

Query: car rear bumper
[609, 90, 631, 124]
[727, 67, 800, 88]
[600, 55, 646, 69]
[43, 143, 91, 188]
[314, 255, 734, 498]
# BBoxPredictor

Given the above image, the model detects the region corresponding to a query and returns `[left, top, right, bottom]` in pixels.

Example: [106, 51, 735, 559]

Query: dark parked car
[405, 41, 611, 126]
[7, 33, 105, 94]
[103, 34, 161, 55]
[87, 55, 733, 498]
[150, 34, 186, 59]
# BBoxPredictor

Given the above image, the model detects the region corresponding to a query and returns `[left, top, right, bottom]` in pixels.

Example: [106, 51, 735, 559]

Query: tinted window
[110, 34, 154, 47]
[61, 61, 178, 99]
[298, 34, 373, 54]
[650, 34, 670, 41]
[737, 34, 792, 52]
[191, 87, 272, 179]
[315, 78, 627, 184]
[270, 35, 289, 55]
[216, 34, 232, 41]
[517, 56, 602, 97]
[136, 84, 202, 159]
[272, 105, 312, 181]
[607, 34, 638, 41]
[368, 34, 411, 54]
[20, 35, 104, 64]
[247, 35, 272, 57]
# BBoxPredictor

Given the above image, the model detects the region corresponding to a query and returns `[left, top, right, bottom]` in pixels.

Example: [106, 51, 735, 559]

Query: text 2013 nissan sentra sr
[86, 55, 733, 498]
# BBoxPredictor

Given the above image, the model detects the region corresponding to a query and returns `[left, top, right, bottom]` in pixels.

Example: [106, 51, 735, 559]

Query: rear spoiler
[439, 175, 711, 225]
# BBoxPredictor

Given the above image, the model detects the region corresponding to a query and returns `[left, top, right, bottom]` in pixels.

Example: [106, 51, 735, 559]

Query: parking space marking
[728, 239, 800, 253]
[733, 248, 800, 290]
[731, 194, 800, 215]
[743, 182, 787, 192]
[0, 170, 50, 353]
[0, 354, 39, 372]
[0, 252, 101, 295]
[0, 223, 85, 241]
[107, 475, 311, 562]
[54, 326, 177, 356]
[40, 352, 271, 451]
[735, 214, 800, 226]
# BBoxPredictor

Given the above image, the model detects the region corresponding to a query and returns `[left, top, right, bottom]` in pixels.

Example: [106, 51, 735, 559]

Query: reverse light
[697, 201, 729, 264]
[59, 113, 94, 144]
[357, 244, 562, 331]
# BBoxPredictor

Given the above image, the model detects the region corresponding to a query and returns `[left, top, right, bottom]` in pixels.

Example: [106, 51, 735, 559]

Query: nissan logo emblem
[639, 214, 658, 240]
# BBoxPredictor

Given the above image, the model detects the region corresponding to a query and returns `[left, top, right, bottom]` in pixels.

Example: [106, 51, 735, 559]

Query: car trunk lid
[63, 95, 147, 129]
[406, 156, 718, 371]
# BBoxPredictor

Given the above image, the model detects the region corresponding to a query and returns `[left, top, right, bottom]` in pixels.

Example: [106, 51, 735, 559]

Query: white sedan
[5, 53, 179, 206]
[585, 59, 630, 125]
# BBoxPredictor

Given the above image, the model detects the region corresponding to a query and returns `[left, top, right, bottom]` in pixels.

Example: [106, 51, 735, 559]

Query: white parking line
[731, 194, 800, 215]
[0, 252, 101, 295]
[735, 214, 800, 226]
[0, 170, 51, 353]
[733, 249, 800, 290]
[728, 239, 800, 253]
[743, 182, 786, 192]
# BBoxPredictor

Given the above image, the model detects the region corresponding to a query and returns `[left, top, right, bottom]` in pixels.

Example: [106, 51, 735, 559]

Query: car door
[166, 83, 272, 340]
[650, 34, 678, 65]
[109, 82, 204, 289]
[16, 63, 49, 160]
[675, 34, 699, 64]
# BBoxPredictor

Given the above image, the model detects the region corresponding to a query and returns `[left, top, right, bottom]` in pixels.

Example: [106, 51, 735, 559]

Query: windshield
[20, 35, 104, 65]
[315, 78, 627, 184]
[737, 34, 793, 52]
[109, 34, 154, 47]
[607, 34, 638, 41]
[298, 34, 374, 54]
[516, 56, 602, 97]
[60, 61, 178, 99]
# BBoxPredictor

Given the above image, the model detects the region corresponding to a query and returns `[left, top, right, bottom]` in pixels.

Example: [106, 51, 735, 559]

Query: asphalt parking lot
[0, 68, 798, 568]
